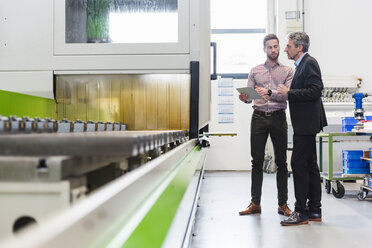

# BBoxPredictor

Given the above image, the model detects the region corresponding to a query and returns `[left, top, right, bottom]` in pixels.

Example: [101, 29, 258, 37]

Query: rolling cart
[321, 93, 372, 199]
[354, 130, 372, 200]
[317, 132, 369, 198]
[357, 185, 372, 200]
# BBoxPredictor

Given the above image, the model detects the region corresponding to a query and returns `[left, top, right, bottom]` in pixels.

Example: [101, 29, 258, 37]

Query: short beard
[267, 52, 279, 61]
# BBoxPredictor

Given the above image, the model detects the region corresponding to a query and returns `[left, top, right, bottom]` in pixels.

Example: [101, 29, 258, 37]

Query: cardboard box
[363, 150, 370, 158]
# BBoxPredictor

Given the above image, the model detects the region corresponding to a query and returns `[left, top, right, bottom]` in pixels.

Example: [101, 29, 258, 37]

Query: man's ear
[298, 44, 304, 52]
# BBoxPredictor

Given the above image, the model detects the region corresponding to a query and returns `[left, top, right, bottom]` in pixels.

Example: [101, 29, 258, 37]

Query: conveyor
[0, 130, 206, 248]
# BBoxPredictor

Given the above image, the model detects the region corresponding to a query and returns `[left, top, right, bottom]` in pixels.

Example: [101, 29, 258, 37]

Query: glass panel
[65, 0, 178, 44]
[211, 0, 266, 29]
[211, 33, 267, 74]
[109, 12, 177, 43]
[55, 74, 190, 130]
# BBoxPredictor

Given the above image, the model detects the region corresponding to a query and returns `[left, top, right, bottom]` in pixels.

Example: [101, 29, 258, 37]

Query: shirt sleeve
[270, 67, 294, 102]
[245, 70, 255, 103]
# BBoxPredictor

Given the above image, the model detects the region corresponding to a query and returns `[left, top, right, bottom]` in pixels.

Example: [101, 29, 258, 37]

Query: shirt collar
[294, 52, 308, 68]
[264, 60, 281, 68]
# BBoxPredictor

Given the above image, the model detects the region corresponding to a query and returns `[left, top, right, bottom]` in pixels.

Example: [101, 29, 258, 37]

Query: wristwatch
[267, 89, 272, 96]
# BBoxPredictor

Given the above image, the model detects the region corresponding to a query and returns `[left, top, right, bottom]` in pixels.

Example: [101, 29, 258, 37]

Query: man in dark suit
[278, 32, 327, 226]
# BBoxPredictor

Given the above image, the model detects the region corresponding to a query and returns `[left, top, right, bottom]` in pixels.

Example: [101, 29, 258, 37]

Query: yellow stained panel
[133, 77, 146, 130]
[76, 81, 87, 121]
[111, 76, 121, 122]
[64, 79, 77, 121]
[157, 79, 169, 130]
[180, 76, 190, 130]
[87, 80, 100, 122]
[169, 79, 181, 129]
[121, 76, 134, 129]
[55, 74, 190, 130]
[55, 77, 65, 120]
[98, 77, 111, 122]
[146, 78, 158, 130]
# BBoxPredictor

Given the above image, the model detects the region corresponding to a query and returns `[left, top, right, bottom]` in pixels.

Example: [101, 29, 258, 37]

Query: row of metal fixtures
[322, 89, 372, 103]
[0, 116, 126, 134]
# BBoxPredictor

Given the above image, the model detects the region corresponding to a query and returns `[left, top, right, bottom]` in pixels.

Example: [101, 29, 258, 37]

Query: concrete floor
[191, 171, 372, 248]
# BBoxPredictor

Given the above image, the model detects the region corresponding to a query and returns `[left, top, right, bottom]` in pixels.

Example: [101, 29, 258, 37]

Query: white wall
[206, 79, 254, 171]
[305, 0, 372, 93]
[277, 0, 372, 93]
[276, 0, 301, 68]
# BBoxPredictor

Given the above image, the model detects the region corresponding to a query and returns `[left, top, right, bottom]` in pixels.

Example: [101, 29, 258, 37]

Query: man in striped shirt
[238, 34, 294, 217]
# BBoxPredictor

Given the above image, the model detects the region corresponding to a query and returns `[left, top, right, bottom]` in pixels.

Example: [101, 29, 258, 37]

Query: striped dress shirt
[247, 61, 294, 112]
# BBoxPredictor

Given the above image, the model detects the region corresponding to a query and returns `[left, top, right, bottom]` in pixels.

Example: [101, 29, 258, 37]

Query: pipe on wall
[302, 0, 305, 31]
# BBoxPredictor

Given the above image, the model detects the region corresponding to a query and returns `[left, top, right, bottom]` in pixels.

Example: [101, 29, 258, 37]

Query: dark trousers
[291, 134, 321, 215]
[250, 111, 288, 206]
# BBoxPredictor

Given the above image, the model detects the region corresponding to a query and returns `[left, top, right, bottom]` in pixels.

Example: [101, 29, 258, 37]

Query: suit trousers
[291, 134, 322, 215]
[250, 111, 288, 206]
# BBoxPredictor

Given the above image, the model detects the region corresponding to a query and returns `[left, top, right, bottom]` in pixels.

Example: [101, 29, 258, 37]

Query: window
[65, 0, 178, 44]
[211, 0, 267, 77]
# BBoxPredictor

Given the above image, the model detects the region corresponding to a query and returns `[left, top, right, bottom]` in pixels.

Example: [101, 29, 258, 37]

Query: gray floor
[191, 171, 372, 248]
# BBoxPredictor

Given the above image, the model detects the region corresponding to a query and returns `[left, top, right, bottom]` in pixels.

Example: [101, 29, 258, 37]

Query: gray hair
[287, 32, 310, 52]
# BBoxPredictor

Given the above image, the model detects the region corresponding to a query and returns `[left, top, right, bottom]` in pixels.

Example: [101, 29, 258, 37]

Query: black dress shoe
[309, 212, 322, 222]
[280, 211, 309, 226]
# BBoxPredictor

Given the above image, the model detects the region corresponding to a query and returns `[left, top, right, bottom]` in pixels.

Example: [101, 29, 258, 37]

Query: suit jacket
[288, 53, 327, 135]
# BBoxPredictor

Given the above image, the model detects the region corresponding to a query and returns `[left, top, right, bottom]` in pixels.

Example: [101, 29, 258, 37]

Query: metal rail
[0, 130, 187, 157]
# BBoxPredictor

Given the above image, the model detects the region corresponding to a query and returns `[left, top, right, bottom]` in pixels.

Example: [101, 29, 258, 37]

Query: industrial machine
[317, 75, 371, 132]
[0, 0, 211, 247]
[352, 92, 370, 130]
[321, 76, 372, 126]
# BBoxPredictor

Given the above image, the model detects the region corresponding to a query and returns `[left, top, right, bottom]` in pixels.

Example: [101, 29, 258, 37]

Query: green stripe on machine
[122, 146, 202, 248]
[0, 90, 55, 118]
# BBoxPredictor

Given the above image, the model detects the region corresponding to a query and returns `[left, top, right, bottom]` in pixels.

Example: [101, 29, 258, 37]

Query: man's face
[264, 39, 280, 61]
[284, 39, 301, 61]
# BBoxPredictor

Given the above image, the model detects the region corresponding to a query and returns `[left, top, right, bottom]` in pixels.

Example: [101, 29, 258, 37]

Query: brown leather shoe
[278, 204, 292, 217]
[239, 203, 261, 215]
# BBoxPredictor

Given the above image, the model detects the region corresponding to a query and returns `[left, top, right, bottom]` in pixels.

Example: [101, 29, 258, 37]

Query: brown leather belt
[254, 109, 285, 116]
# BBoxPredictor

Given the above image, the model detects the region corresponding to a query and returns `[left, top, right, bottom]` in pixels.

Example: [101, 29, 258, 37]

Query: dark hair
[263, 34, 279, 47]
[287, 32, 310, 52]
